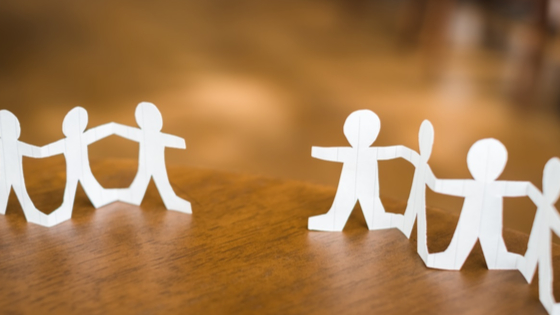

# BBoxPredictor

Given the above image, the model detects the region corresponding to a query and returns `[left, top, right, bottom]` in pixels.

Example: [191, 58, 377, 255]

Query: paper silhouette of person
[517, 157, 560, 315]
[425, 138, 535, 270]
[111, 102, 191, 213]
[398, 120, 437, 263]
[308, 109, 414, 231]
[0, 110, 52, 226]
[38, 107, 119, 226]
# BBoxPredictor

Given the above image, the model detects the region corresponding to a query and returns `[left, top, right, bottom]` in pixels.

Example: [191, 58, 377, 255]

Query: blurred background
[1, 0, 560, 235]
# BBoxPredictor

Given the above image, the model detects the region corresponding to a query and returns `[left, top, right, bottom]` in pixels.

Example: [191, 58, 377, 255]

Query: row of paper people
[0, 102, 191, 228]
[308, 109, 560, 314]
[1, 105, 558, 313]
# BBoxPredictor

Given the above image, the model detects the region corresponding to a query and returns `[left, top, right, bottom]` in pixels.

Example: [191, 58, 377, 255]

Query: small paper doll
[111, 102, 191, 213]
[398, 120, 436, 263]
[0, 110, 51, 226]
[308, 109, 414, 231]
[38, 107, 119, 226]
[425, 138, 535, 270]
[517, 157, 560, 315]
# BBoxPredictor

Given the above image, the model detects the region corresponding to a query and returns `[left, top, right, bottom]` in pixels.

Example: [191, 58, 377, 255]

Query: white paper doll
[425, 138, 535, 270]
[111, 102, 191, 213]
[398, 120, 436, 264]
[517, 157, 560, 315]
[38, 107, 119, 226]
[0, 110, 52, 226]
[308, 109, 415, 231]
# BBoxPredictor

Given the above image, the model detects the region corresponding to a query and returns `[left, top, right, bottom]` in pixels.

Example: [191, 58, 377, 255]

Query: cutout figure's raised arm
[110, 123, 142, 142]
[84, 123, 118, 145]
[377, 145, 418, 163]
[162, 133, 186, 149]
[311, 147, 351, 163]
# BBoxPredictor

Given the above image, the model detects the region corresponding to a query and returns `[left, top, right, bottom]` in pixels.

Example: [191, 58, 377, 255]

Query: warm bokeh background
[2, 0, 560, 235]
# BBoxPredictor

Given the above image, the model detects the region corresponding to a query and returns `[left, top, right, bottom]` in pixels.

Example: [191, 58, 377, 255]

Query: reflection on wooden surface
[1, 0, 560, 235]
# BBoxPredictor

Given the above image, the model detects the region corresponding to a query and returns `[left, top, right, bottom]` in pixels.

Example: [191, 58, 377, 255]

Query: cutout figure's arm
[500, 181, 536, 198]
[20, 140, 65, 158]
[162, 133, 186, 149]
[18, 142, 45, 158]
[311, 147, 350, 162]
[84, 123, 118, 145]
[110, 123, 142, 142]
[377, 145, 417, 162]
[430, 178, 469, 197]
[526, 183, 544, 206]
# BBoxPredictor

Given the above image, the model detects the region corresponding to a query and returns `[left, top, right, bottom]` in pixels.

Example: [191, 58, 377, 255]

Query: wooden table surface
[0, 158, 555, 314]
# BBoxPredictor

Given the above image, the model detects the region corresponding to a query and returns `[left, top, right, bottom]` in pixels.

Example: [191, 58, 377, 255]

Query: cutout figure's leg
[43, 179, 79, 227]
[12, 183, 52, 227]
[308, 189, 358, 232]
[118, 169, 151, 206]
[0, 179, 10, 215]
[540, 251, 557, 314]
[401, 202, 417, 238]
[416, 200, 429, 264]
[517, 211, 543, 283]
[359, 195, 404, 230]
[480, 235, 521, 270]
[153, 171, 191, 213]
[81, 168, 118, 208]
[400, 180, 424, 238]
[426, 224, 479, 270]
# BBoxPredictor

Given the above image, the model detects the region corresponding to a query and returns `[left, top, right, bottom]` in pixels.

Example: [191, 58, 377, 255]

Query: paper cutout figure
[111, 102, 192, 213]
[38, 107, 119, 226]
[517, 157, 560, 315]
[308, 109, 413, 231]
[398, 120, 436, 264]
[425, 138, 535, 270]
[0, 110, 52, 226]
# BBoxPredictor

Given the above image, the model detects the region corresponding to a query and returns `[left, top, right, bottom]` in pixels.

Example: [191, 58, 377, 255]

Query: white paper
[517, 157, 560, 315]
[424, 138, 532, 270]
[398, 120, 436, 264]
[308, 109, 414, 231]
[37, 107, 120, 227]
[0, 110, 52, 226]
[111, 102, 192, 214]
[0, 102, 191, 227]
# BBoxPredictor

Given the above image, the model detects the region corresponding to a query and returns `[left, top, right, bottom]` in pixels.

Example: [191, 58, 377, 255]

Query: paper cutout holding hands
[517, 157, 560, 315]
[0, 102, 191, 227]
[0, 110, 52, 226]
[38, 107, 119, 226]
[398, 120, 436, 264]
[425, 138, 535, 270]
[111, 102, 192, 214]
[308, 110, 413, 231]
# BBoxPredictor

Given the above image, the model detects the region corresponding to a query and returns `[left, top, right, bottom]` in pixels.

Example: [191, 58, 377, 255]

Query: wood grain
[0, 158, 555, 314]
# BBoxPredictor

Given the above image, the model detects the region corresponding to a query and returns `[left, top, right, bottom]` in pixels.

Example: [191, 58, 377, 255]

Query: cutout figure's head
[467, 138, 508, 182]
[419, 120, 434, 159]
[0, 110, 21, 140]
[343, 110, 380, 148]
[135, 102, 163, 131]
[543, 157, 560, 204]
[63, 107, 88, 137]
